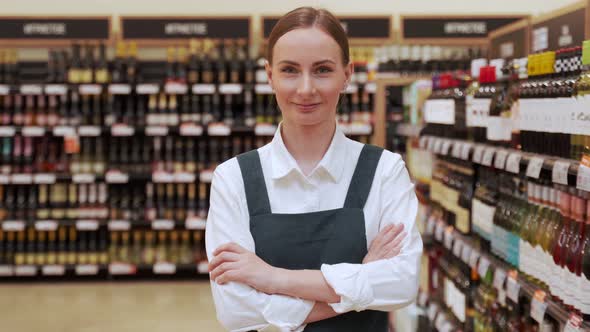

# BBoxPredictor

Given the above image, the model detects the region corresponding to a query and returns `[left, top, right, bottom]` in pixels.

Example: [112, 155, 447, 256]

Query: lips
[293, 102, 321, 112]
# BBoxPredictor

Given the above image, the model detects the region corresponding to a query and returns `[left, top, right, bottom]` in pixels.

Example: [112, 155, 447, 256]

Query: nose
[296, 73, 316, 96]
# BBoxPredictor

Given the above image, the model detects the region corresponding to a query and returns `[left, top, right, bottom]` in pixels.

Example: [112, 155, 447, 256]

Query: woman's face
[266, 27, 352, 127]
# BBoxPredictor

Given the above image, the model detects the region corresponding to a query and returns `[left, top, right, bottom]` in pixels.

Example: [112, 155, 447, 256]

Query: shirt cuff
[320, 263, 374, 313]
[261, 294, 314, 331]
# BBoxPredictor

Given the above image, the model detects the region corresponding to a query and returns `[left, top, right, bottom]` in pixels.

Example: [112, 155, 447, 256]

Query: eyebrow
[277, 59, 337, 66]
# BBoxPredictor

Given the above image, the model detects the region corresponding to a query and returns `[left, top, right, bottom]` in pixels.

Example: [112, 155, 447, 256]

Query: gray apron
[237, 144, 389, 332]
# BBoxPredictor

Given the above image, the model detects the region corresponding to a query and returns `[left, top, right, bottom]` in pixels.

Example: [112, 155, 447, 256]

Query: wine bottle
[68, 44, 82, 84]
[80, 44, 94, 84]
[176, 47, 188, 84]
[201, 40, 214, 84]
[95, 43, 109, 84]
[126, 42, 138, 84]
[111, 42, 126, 84]
[188, 39, 201, 84]
[223, 94, 233, 126]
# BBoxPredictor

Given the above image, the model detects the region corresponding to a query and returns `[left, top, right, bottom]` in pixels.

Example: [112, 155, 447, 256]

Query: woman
[205, 7, 422, 332]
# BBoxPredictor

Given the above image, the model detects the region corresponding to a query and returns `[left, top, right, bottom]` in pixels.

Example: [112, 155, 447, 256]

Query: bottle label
[466, 98, 491, 128]
[552, 160, 570, 185]
[530, 290, 547, 323]
[423, 99, 456, 125]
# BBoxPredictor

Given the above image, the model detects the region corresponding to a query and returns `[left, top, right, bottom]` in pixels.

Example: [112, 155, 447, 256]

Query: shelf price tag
[192, 84, 216, 94]
[2, 220, 25, 231]
[461, 243, 472, 264]
[185, 217, 207, 230]
[207, 123, 231, 136]
[434, 222, 444, 242]
[153, 262, 176, 275]
[105, 170, 129, 183]
[35, 220, 58, 231]
[443, 226, 454, 249]
[22, 126, 45, 137]
[108, 220, 130, 231]
[136, 83, 159, 95]
[0, 126, 15, 137]
[427, 303, 439, 321]
[441, 140, 452, 155]
[197, 261, 209, 274]
[577, 155, 590, 192]
[76, 264, 99, 276]
[451, 141, 462, 158]
[254, 84, 273, 94]
[419, 136, 429, 150]
[481, 147, 495, 166]
[44, 84, 68, 95]
[526, 156, 544, 179]
[433, 138, 443, 154]
[200, 170, 214, 183]
[493, 268, 506, 290]
[152, 219, 175, 230]
[494, 150, 508, 170]
[42, 265, 65, 276]
[506, 153, 522, 174]
[73, 173, 95, 183]
[78, 126, 101, 136]
[472, 145, 484, 164]
[145, 126, 169, 136]
[477, 256, 491, 277]
[79, 84, 102, 95]
[0, 265, 13, 276]
[254, 123, 277, 136]
[109, 263, 136, 275]
[164, 82, 188, 94]
[426, 215, 436, 236]
[15, 265, 37, 276]
[506, 270, 521, 303]
[530, 290, 547, 323]
[20, 84, 43, 95]
[552, 160, 570, 185]
[108, 84, 132, 95]
[219, 84, 243, 95]
[76, 220, 99, 231]
[111, 124, 135, 137]
[0, 85, 10, 95]
[180, 123, 203, 136]
[452, 238, 463, 258]
[461, 143, 472, 160]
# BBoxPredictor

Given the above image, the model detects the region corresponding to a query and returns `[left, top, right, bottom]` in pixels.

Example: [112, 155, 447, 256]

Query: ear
[342, 61, 354, 92]
[265, 60, 273, 89]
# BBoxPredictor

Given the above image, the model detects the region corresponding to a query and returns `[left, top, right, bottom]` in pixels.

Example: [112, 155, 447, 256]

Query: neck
[281, 120, 336, 176]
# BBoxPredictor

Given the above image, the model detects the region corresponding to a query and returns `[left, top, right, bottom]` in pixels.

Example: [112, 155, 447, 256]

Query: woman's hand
[209, 242, 279, 294]
[363, 223, 406, 264]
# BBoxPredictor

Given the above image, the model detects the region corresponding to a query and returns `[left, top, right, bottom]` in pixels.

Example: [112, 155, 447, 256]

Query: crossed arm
[208, 223, 406, 324]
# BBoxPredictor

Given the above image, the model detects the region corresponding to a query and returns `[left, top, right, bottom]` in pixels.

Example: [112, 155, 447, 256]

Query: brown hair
[267, 7, 350, 65]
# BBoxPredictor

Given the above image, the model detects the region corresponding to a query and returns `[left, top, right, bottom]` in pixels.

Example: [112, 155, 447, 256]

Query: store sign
[0, 18, 110, 39]
[263, 16, 391, 39]
[402, 17, 522, 39]
[490, 26, 528, 59]
[531, 8, 586, 52]
[121, 17, 250, 39]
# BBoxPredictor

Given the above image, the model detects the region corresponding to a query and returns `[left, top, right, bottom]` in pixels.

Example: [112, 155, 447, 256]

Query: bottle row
[376, 45, 484, 75]
[0, 227, 208, 278]
[419, 145, 590, 328]
[422, 40, 590, 161]
[0, 88, 375, 128]
[0, 134, 276, 176]
[422, 238, 568, 332]
[0, 182, 210, 224]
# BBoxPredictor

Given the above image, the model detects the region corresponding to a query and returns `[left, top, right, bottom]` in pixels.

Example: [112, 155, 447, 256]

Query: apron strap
[343, 144, 384, 209]
[237, 150, 272, 217]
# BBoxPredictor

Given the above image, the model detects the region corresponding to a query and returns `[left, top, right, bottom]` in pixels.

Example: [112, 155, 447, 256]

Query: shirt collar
[270, 122, 347, 182]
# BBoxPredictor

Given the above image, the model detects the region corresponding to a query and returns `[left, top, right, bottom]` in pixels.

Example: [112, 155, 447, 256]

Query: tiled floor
[0, 281, 225, 332]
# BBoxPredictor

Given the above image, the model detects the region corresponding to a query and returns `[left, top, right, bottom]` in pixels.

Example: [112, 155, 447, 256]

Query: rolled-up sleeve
[320, 157, 423, 313]
[205, 161, 315, 331]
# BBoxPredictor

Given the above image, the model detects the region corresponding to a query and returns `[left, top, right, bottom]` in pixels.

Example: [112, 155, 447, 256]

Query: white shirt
[205, 124, 423, 332]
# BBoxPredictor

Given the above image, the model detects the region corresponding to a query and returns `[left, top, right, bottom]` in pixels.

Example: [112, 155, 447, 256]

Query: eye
[315, 66, 333, 74]
[280, 66, 298, 74]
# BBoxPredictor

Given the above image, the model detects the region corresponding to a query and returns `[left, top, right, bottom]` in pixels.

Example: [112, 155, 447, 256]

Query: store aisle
[0, 281, 225, 332]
